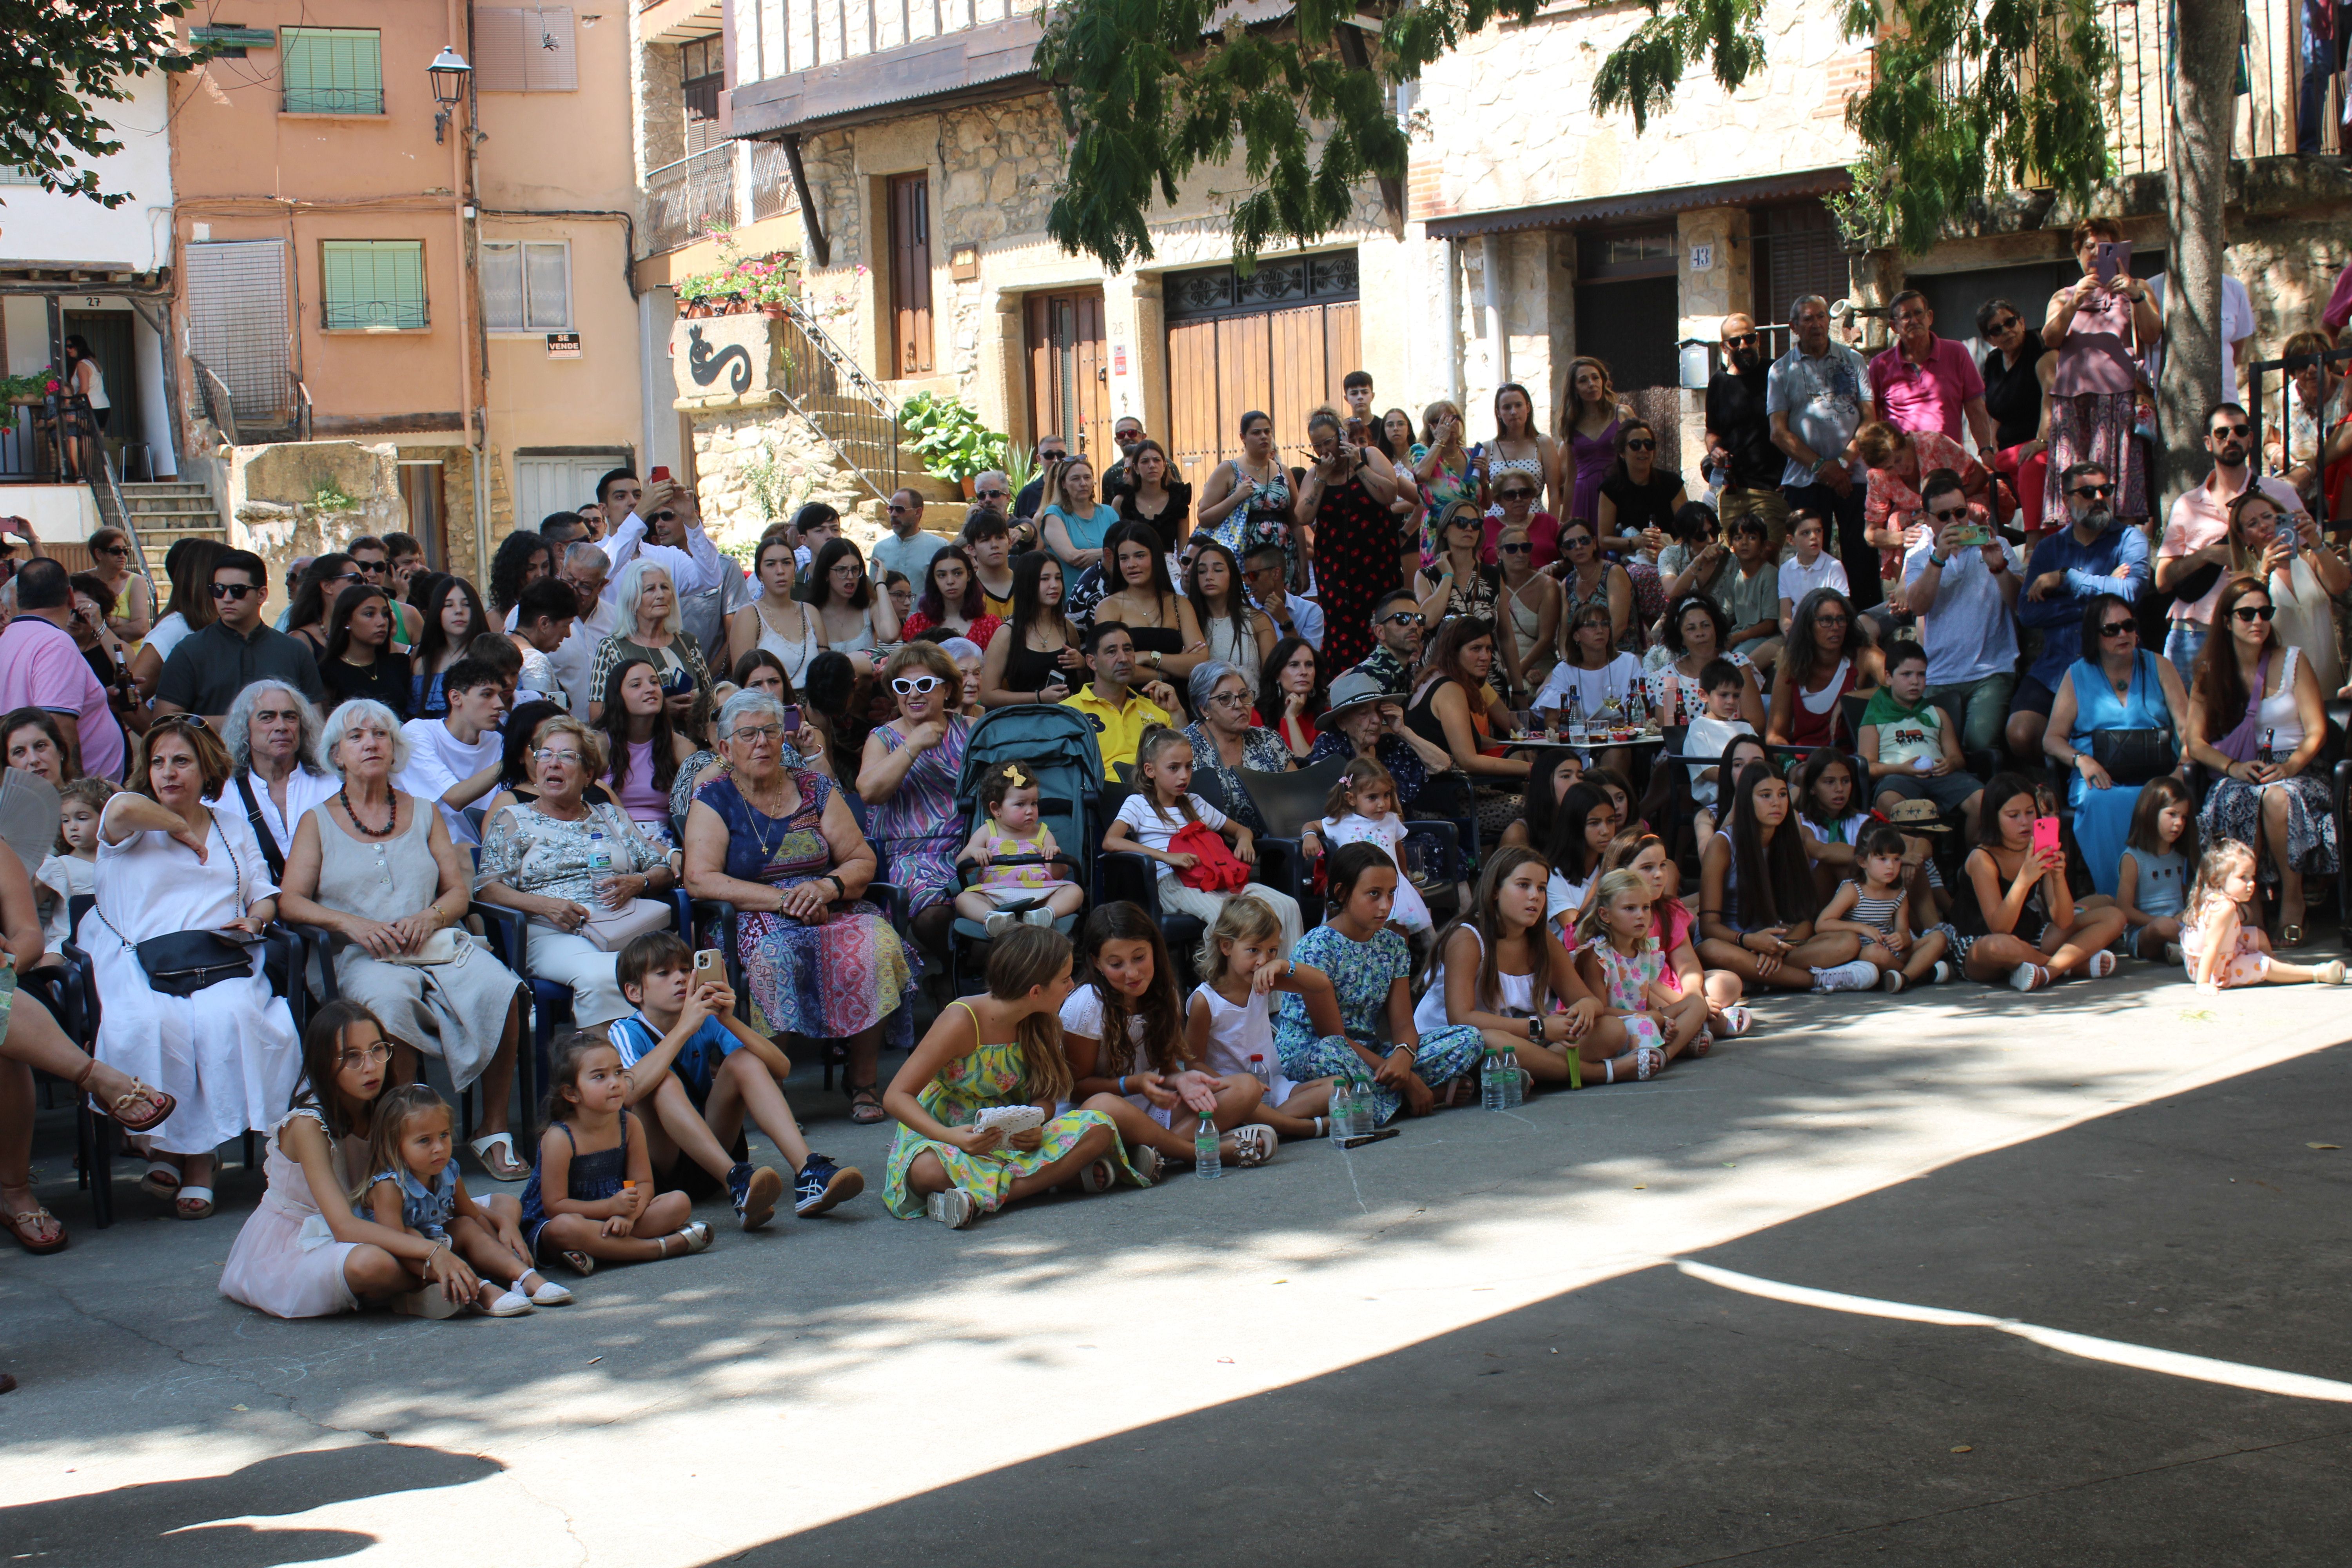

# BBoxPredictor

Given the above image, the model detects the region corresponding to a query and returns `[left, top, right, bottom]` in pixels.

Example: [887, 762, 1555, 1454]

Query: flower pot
[961, 475, 977, 499]
[759, 304, 786, 320]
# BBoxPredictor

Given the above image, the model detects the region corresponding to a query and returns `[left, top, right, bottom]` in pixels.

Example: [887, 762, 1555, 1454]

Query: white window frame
[481, 238, 574, 333]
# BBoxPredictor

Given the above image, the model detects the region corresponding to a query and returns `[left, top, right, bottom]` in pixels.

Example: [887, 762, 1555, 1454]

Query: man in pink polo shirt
[1869, 290, 1998, 456]
[0, 557, 125, 780]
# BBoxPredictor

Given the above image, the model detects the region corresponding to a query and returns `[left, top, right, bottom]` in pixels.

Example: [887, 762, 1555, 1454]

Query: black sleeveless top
[1002, 628, 1074, 696]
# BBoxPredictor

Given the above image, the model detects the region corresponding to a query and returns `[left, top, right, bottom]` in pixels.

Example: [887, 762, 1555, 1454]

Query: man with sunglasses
[871, 487, 946, 586]
[1898, 469, 2021, 756]
[0, 557, 124, 780]
[2005, 461, 2152, 762]
[2155, 402, 2303, 686]
[1868, 290, 1996, 456]
[1351, 588, 1426, 699]
[1243, 541, 1323, 650]
[1014, 435, 1068, 521]
[969, 470, 1013, 521]
[1706, 313, 1790, 543]
[154, 551, 326, 727]
[1098, 415, 1149, 499]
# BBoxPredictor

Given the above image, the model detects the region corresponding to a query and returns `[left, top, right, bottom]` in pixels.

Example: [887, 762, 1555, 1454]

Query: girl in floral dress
[1573, 867, 1707, 1080]
[883, 926, 1145, 1228]
[1272, 843, 1486, 1122]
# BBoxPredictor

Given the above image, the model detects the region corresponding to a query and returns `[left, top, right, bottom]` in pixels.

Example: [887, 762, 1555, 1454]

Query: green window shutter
[283, 29, 384, 114]
[322, 241, 426, 330]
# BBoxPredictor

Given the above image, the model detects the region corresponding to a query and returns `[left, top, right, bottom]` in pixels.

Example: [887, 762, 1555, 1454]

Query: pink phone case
[2032, 816, 2062, 857]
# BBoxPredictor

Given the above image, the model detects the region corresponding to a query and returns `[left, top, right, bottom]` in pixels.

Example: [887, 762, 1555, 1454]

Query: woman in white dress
[728, 529, 825, 684]
[91, 715, 303, 1220]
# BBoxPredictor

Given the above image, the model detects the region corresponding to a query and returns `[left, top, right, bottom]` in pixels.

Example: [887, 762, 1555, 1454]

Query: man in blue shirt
[2004, 460, 2150, 762]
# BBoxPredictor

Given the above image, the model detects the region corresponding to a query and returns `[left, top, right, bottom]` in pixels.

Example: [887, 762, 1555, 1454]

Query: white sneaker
[1022, 905, 1056, 927]
[1814, 960, 1878, 993]
[2163, 942, 2184, 967]
[983, 911, 1018, 939]
[526, 1277, 574, 1306]
[926, 1189, 978, 1229]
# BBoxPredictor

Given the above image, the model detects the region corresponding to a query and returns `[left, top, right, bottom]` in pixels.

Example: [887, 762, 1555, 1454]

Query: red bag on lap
[1169, 820, 1248, 892]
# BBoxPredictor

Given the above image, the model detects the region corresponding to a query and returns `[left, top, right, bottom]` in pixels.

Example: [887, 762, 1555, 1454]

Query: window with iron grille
[282, 28, 385, 114]
[321, 240, 428, 330]
[1162, 250, 1360, 322]
[481, 240, 572, 332]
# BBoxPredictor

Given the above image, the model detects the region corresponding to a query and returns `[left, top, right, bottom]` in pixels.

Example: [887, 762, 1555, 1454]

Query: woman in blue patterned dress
[684, 690, 910, 1125]
[855, 642, 972, 965]
[1273, 842, 1486, 1123]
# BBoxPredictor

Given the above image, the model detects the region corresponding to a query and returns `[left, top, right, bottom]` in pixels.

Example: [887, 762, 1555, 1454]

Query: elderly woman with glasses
[1180, 659, 1296, 837]
[90, 715, 301, 1221]
[687, 690, 908, 1125]
[854, 642, 972, 965]
[276, 699, 532, 1179]
[587, 558, 714, 728]
[2042, 590, 2188, 897]
[218, 678, 339, 868]
[474, 713, 681, 1033]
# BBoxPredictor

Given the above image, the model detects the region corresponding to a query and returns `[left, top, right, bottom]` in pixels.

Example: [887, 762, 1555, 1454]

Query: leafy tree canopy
[1038, 0, 2115, 267]
[2, 0, 218, 208]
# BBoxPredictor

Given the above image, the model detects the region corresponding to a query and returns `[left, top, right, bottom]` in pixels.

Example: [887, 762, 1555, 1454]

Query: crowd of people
[0, 237, 2346, 1335]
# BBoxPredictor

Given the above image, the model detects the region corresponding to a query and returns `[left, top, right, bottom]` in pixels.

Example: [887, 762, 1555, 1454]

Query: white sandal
[1717, 1004, 1753, 1037]
[1227, 1125, 1278, 1167]
[469, 1132, 528, 1181]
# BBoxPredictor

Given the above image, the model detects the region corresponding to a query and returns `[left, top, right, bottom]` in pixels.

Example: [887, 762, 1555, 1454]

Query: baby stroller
[945, 703, 1103, 995]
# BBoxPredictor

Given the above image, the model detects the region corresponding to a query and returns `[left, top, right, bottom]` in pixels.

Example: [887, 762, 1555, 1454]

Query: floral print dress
[1272, 922, 1484, 1126]
[883, 1003, 1145, 1217]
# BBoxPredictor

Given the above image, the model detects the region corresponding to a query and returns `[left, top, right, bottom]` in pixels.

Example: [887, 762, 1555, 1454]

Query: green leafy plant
[311, 482, 359, 514]
[3, 2, 220, 208]
[0, 369, 54, 402]
[1002, 441, 1036, 502]
[740, 439, 797, 524]
[899, 391, 1011, 485]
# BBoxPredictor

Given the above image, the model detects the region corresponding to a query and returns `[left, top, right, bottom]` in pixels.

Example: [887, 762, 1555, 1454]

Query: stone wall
[688, 403, 879, 560]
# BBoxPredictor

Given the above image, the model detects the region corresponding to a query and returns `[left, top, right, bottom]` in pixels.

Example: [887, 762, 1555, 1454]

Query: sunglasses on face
[1624, 439, 1656, 452]
[1724, 333, 1760, 348]
[94, 544, 129, 557]
[1929, 507, 1969, 523]
[1814, 613, 1850, 627]
[2070, 483, 2116, 499]
[2099, 620, 2137, 637]
[976, 488, 1008, 500]
[1380, 611, 1425, 627]
[2232, 603, 2276, 622]
[887, 503, 917, 514]
[353, 559, 387, 574]
[1564, 534, 1594, 548]
[651, 510, 678, 523]
[211, 582, 259, 600]
[1987, 316, 2021, 333]
[2212, 425, 2251, 440]
[1498, 488, 1536, 502]
[1040, 450, 1067, 462]
[890, 675, 944, 696]
[1498, 541, 1534, 554]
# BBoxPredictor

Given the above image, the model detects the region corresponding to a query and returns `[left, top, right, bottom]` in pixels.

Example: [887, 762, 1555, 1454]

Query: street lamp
[429, 45, 472, 143]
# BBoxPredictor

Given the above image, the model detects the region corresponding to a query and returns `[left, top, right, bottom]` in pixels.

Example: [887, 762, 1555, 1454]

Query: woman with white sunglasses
[855, 641, 974, 967]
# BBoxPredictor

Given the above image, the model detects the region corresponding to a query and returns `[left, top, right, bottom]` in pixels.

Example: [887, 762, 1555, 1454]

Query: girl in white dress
[221, 1000, 491, 1318]
[1300, 759, 1431, 936]
[91, 717, 303, 1221]
[1185, 895, 1338, 1141]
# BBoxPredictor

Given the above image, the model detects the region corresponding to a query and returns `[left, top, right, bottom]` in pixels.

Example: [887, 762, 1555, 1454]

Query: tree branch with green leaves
[2, 0, 219, 208]
[1040, 0, 2116, 267]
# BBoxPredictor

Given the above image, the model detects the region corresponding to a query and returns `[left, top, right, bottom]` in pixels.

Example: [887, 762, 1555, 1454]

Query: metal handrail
[2244, 343, 2352, 532]
[190, 356, 240, 446]
[91, 447, 156, 585]
[768, 296, 902, 503]
[778, 294, 897, 420]
[296, 379, 314, 442]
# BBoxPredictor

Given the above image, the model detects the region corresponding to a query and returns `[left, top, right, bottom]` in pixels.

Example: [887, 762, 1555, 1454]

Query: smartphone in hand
[2031, 816, 2062, 858]
[779, 704, 802, 735]
[2092, 241, 2131, 286]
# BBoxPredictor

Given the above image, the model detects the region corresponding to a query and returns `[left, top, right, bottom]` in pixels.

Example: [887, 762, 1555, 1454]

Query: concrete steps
[115, 480, 226, 559]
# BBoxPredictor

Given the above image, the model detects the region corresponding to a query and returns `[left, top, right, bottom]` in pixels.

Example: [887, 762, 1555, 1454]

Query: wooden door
[1164, 297, 1361, 481]
[63, 310, 138, 452]
[1025, 290, 1111, 465]
[887, 172, 933, 376]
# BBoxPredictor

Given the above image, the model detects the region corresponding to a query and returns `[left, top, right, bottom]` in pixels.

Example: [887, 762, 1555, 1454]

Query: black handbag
[94, 814, 263, 997]
[2090, 726, 2176, 785]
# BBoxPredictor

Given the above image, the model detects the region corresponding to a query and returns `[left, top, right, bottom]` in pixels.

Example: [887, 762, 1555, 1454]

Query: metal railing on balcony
[1934, 0, 2342, 177]
[773, 298, 901, 501]
[646, 145, 736, 255]
[750, 138, 802, 223]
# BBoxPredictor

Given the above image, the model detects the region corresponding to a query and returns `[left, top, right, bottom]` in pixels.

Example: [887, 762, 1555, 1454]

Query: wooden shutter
[474, 7, 578, 91]
[888, 173, 933, 376]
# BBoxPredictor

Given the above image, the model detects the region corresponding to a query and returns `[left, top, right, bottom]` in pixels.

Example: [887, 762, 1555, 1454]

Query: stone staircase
[106, 480, 227, 563]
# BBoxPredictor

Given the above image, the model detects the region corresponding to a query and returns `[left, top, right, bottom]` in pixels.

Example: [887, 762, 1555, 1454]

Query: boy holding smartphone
[609, 932, 864, 1228]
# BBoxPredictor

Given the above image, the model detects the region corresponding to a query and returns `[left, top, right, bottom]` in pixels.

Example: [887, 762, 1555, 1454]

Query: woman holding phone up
[1949, 772, 2126, 991]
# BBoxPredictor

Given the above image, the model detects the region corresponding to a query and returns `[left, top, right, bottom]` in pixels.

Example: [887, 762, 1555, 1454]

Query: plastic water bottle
[1194, 1113, 1221, 1179]
[1500, 1049, 1525, 1109]
[1482, 1047, 1508, 1111]
[587, 828, 612, 876]
[1328, 1076, 1354, 1143]
[1349, 1069, 1376, 1137]
[1247, 1054, 1271, 1094]
[1564, 691, 1588, 745]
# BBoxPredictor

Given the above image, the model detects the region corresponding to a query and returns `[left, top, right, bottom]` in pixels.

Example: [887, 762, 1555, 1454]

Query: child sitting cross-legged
[1417, 846, 1632, 1090]
[1574, 867, 1711, 1080]
[1062, 900, 1278, 1173]
[608, 932, 862, 1229]
[952, 761, 1085, 938]
[1598, 829, 1750, 1038]
[362, 1082, 567, 1318]
[1187, 895, 1343, 1141]
[2116, 775, 2193, 965]
[2183, 839, 2347, 993]
[1815, 822, 1954, 992]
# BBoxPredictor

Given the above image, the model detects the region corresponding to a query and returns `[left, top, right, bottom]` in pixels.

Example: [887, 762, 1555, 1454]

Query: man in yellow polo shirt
[1062, 620, 1189, 780]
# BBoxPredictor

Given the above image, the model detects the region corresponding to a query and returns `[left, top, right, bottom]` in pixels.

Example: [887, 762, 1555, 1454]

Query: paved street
[5, 967, 2349, 1566]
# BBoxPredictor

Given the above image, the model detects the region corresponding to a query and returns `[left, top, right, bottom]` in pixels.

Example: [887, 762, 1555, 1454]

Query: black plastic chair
[713, 880, 905, 1091]
[1097, 850, 1207, 988]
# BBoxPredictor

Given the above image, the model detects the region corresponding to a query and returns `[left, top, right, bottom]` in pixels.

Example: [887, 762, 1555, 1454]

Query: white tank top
[2256, 644, 2306, 751]
[1412, 925, 1537, 1034]
[1201, 614, 1260, 694]
[78, 359, 109, 410]
[750, 597, 821, 686]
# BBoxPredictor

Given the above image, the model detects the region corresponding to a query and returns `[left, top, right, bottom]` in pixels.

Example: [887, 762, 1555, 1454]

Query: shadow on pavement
[2, 1443, 502, 1566]
[703, 1039, 2352, 1567]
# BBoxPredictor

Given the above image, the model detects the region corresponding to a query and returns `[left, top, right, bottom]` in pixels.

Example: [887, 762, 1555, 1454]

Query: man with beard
[2003, 461, 2152, 762]
[1705, 312, 1791, 547]
[2155, 403, 2302, 686]
[1348, 587, 1426, 699]
[1768, 296, 1879, 606]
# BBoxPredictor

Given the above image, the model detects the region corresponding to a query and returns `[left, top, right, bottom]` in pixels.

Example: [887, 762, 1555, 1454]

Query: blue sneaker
[794, 1154, 864, 1217]
[728, 1161, 784, 1231]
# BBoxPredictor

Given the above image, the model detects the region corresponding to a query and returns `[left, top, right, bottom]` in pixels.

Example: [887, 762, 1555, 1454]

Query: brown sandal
[74, 1061, 176, 1133]
[847, 1083, 887, 1125]
[4, 1203, 67, 1255]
